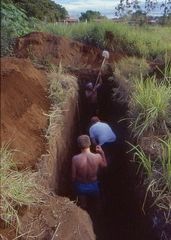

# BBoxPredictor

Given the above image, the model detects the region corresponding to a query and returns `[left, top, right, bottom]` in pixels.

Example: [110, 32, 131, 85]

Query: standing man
[84, 81, 101, 118]
[72, 135, 107, 210]
[89, 116, 117, 165]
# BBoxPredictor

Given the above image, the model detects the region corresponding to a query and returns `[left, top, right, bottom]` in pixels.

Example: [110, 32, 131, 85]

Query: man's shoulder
[90, 122, 99, 129]
[90, 152, 101, 160]
[72, 154, 80, 161]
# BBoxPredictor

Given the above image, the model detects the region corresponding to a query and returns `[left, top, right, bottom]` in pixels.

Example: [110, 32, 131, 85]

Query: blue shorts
[74, 181, 100, 196]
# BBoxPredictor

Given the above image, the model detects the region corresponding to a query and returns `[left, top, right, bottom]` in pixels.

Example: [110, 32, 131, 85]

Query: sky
[55, 0, 163, 19]
[56, 0, 118, 18]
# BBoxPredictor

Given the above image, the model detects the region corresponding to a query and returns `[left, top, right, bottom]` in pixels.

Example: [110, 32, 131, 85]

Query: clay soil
[1, 57, 50, 169]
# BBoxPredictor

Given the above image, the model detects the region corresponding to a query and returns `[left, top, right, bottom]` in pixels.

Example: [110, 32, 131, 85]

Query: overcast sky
[56, 0, 119, 18]
[55, 0, 163, 18]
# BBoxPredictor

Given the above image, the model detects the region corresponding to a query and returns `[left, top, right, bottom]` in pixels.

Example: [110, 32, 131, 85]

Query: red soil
[14, 32, 122, 68]
[1, 57, 50, 169]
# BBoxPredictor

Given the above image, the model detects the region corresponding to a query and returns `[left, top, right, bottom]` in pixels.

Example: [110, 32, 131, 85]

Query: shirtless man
[72, 135, 107, 209]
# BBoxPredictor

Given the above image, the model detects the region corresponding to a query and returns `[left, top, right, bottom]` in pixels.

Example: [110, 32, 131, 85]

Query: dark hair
[90, 116, 100, 124]
[85, 82, 93, 90]
[77, 135, 91, 149]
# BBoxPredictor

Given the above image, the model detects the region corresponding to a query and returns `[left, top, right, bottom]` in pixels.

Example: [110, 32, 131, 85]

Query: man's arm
[72, 157, 76, 182]
[89, 127, 98, 146]
[91, 137, 98, 146]
[96, 145, 107, 167]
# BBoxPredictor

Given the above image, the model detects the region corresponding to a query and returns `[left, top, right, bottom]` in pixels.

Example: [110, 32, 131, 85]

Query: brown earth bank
[1, 57, 50, 169]
[19, 196, 95, 240]
[14, 32, 123, 69]
[0, 196, 95, 240]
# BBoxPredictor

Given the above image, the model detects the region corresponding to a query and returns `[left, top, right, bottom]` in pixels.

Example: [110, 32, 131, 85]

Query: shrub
[1, 2, 35, 56]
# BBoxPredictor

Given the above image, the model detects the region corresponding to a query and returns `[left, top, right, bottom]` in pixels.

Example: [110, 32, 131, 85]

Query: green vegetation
[129, 75, 171, 137]
[115, 0, 171, 18]
[1, 2, 34, 55]
[40, 21, 171, 58]
[131, 144, 153, 178]
[1, 0, 68, 56]
[2, 0, 68, 22]
[79, 10, 106, 22]
[0, 144, 43, 228]
[114, 57, 149, 79]
[130, 137, 171, 213]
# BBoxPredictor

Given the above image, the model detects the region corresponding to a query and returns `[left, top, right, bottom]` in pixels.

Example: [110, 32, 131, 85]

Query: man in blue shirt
[89, 116, 117, 165]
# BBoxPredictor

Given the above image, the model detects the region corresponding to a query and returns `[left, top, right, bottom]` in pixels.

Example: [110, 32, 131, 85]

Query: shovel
[94, 50, 110, 89]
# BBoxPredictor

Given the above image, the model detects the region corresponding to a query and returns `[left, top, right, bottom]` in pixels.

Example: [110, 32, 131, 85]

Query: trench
[56, 69, 157, 240]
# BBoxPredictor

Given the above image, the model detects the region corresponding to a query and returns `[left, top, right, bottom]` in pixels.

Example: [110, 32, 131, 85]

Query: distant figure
[72, 135, 107, 209]
[84, 81, 101, 118]
[89, 116, 117, 164]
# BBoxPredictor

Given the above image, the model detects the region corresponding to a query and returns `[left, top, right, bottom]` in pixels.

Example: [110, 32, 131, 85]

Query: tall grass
[0, 144, 43, 228]
[130, 137, 171, 213]
[160, 137, 171, 192]
[130, 143, 153, 178]
[129, 75, 171, 137]
[39, 21, 171, 58]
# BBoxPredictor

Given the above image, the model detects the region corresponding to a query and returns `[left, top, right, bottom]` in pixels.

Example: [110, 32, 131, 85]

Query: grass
[129, 74, 171, 138]
[160, 137, 171, 193]
[129, 143, 153, 178]
[130, 137, 171, 213]
[0, 144, 43, 228]
[46, 63, 78, 140]
[111, 57, 149, 104]
[39, 21, 171, 59]
[114, 57, 149, 79]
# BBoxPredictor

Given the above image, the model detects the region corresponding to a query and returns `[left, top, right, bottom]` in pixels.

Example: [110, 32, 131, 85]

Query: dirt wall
[39, 95, 78, 194]
[1, 57, 50, 169]
[0, 56, 95, 240]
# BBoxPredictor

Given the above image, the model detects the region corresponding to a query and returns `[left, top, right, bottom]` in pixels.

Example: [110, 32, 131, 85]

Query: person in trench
[88, 116, 117, 207]
[72, 135, 107, 212]
[89, 116, 117, 165]
[84, 81, 102, 120]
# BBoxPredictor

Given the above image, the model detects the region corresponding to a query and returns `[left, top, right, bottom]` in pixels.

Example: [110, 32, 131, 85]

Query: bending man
[89, 116, 117, 165]
[72, 135, 107, 210]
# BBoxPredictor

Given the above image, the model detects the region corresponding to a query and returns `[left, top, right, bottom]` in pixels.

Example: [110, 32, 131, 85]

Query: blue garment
[89, 122, 116, 146]
[74, 181, 100, 195]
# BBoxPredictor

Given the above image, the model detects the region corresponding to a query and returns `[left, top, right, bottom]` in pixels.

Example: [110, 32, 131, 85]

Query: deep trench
[58, 70, 158, 240]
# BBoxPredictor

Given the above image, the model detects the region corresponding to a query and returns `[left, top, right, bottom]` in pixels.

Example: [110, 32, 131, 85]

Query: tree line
[2, 0, 68, 22]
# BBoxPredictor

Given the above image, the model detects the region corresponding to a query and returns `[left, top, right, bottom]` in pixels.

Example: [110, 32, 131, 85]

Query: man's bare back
[72, 135, 107, 209]
[72, 147, 106, 183]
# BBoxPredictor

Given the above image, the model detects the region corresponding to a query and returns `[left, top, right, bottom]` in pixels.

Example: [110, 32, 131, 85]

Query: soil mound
[1, 57, 50, 169]
[19, 196, 95, 240]
[14, 32, 121, 68]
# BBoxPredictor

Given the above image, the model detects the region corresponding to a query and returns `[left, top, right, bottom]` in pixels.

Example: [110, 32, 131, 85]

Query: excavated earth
[1, 32, 124, 240]
[1, 32, 168, 240]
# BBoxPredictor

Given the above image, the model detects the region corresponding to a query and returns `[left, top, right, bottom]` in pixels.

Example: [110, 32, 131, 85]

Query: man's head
[77, 135, 91, 149]
[90, 116, 100, 125]
[85, 82, 93, 90]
